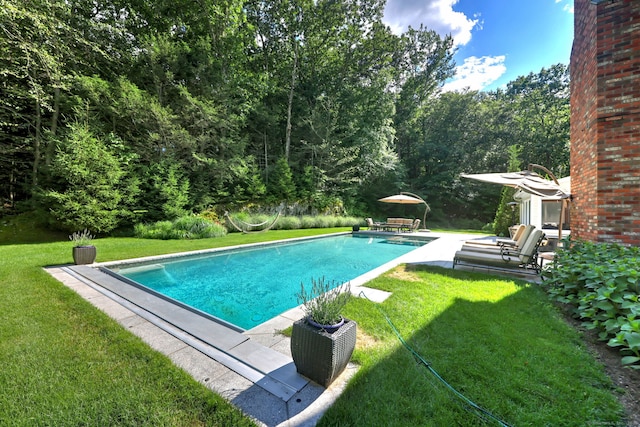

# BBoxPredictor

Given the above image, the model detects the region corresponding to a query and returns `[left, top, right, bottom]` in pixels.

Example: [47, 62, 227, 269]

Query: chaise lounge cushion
[462, 225, 534, 251]
[453, 230, 544, 271]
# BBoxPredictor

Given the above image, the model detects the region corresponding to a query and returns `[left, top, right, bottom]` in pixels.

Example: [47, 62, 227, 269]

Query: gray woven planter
[72, 246, 96, 265]
[291, 317, 356, 387]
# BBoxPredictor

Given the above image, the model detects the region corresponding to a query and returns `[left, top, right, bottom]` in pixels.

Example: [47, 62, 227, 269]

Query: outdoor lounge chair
[458, 225, 536, 255]
[509, 224, 526, 239]
[462, 224, 534, 251]
[365, 217, 381, 231]
[452, 229, 545, 274]
[457, 232, 547, 260]
[408, 218, 421, 232]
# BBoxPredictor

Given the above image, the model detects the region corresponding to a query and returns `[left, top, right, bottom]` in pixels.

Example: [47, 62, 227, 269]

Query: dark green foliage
[505, 64, 571, 176]
[267, 157, 296, 202]
[154, 163, 190, 221]
[543, 238, 640, 369]
[493, 145, 522, 236]
[40, 123, 139, 232]
[1, 0, 569, 232]
[492, 187, 517, 237]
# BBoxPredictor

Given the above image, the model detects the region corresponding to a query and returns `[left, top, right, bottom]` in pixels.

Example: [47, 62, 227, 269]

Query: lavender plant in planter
[291, 277, 357, 387]
[69, 229, 96, 265]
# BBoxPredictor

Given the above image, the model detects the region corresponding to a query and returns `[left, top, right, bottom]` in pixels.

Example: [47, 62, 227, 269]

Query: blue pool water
[113, 234, 433, 330]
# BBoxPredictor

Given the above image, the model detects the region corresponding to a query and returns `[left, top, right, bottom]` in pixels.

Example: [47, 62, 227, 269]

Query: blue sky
[383, 0, 574, 92]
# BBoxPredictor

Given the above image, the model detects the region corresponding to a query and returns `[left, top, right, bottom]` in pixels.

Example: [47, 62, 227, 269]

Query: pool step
[65, 265, 309, 401]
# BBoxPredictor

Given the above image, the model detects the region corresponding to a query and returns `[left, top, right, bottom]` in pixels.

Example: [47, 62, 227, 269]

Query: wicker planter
[72, 245, 97, 265]
[290, 317, 357, 387]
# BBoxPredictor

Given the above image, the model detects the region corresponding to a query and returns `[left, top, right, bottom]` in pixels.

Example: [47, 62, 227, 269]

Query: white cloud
[383, 0, 479, 47]
[441, 55, 507, 92]
[556, 0, 574, 14]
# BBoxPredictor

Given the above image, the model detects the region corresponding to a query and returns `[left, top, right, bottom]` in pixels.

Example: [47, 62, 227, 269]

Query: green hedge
[225, 213, 362, 232]
[134, 215, 227, 239]
[134, 214, 364, 239]
[542, 238, 640, 369]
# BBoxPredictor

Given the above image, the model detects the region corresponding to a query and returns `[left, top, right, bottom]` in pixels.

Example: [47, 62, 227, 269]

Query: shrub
[224, 213, 362, 232]
[274, 215, 302, 230]
[314, 215, 332, 229]
[542, 238, 640, 369]
[300, 215, 317, 229]
[40, 124, 138, 233]
[481, 222, 494, 233]
[135, 216, 226, 239]
[173, 216, 226, 238]
[134, 221, 174, 239]
[198, 208, 221, 223]
[333, 216, 362, 227]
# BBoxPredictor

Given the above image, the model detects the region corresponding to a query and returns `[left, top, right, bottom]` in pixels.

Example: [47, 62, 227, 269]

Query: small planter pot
[72, 245, 97, 265]
[291, 317, 357, 387]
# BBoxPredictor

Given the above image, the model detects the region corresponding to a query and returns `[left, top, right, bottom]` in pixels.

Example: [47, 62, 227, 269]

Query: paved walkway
[46, 231, 539, 426]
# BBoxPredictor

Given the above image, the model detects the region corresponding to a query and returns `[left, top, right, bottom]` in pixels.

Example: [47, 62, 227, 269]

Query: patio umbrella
[378, 192, 429, 229]
[377, 194, 424, 204]
[460, 170, 570, 199]
[461, 167, 571, 239]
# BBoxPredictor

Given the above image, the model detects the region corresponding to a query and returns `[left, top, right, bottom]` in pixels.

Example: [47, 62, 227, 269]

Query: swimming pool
[108, 234, 434, 330]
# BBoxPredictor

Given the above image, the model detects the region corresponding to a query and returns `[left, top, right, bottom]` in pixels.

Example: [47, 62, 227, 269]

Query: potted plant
[290, 277, 357, 387]
[69, 229, 96, 265]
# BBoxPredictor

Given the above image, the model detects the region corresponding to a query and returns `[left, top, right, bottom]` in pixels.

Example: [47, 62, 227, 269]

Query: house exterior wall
[570, 0, 640, 245]
[515, 177, 571, 236]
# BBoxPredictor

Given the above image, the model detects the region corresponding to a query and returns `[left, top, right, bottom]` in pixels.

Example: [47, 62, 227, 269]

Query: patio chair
[408, 218, 421, 232]
[462, 224, 534, 251]
[458, 226, 536, 256]
[452, 229, 545, 274]
[365, 217, 380, 231]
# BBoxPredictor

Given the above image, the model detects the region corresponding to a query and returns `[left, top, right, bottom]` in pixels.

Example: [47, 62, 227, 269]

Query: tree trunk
[45, 86, 61, 167]
[285, 41, 298, 162]
[32, 99, 42, 188]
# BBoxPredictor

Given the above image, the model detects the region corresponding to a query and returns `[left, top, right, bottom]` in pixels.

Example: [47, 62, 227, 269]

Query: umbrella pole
[400, 191, 429, 229]
[529, 163, 565, 240]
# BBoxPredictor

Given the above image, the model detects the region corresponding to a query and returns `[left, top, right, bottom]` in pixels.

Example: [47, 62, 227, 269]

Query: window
[521, 199, 530, 226]
[542, 200, 570, 230]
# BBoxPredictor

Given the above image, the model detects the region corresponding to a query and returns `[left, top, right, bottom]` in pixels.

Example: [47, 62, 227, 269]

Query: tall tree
[504, 64, 570, 176]
[40, 122, 139, 232]
[393, 25, 455, 168]
[0, 0, 103, 194]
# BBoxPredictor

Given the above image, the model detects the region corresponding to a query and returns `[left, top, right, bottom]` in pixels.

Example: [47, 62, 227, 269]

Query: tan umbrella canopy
[461, 165, 571, 239]
[460, 170, 570, 199]
[378, 192, 430, 228]
[377, 194, 424, 204]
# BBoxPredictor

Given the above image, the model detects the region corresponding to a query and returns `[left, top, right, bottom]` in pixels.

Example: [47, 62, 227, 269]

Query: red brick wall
[570, 0, 640, 245]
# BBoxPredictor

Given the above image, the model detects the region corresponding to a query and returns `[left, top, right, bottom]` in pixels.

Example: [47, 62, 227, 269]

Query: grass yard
[322, 264, 625, 426]
[0, 224, 341, 426]
[0, 222, 628, 425]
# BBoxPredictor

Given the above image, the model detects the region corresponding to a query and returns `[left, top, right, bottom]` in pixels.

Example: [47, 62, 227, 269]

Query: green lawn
[0, 223, 626, 426]
[323, 265, 625, 426]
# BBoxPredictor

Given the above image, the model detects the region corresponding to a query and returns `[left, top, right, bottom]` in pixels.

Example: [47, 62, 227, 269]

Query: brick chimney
[570, 0, 640, 245]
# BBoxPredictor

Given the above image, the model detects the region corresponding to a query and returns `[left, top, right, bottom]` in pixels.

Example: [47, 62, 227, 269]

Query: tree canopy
[0, 0, 570, 231]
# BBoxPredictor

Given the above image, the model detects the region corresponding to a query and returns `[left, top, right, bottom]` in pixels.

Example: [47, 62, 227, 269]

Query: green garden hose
[360, 291, 513, 427]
